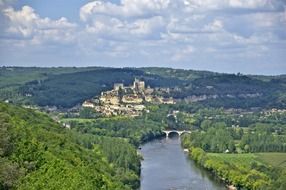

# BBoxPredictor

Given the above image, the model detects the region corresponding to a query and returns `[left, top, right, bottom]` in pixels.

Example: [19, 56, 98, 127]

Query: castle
[82, 78, 175, 117]
[113, 78, 145, 92]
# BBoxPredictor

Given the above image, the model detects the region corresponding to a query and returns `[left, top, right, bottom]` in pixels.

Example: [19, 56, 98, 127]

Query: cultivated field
[207, 153, 257, 169]
[256, 153, 286, 168]
[207, 152, 286, 169]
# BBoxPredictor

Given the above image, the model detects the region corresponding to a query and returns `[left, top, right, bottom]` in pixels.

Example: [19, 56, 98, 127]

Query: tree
[200, 120, 212, 131]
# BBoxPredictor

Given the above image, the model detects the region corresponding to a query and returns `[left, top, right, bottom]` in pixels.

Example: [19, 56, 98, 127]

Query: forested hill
[0, 67, 285, 108]
[0, 102, 140, 190]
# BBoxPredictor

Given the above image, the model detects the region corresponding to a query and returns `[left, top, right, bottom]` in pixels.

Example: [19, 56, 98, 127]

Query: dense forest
[66, 117, 163, 147]
[1, 67, 286, 109]
[1, 66, 286, 190]
[180, 109, 286, 190]
[182, 122, 286, 153]
[0, 102, 142, 189]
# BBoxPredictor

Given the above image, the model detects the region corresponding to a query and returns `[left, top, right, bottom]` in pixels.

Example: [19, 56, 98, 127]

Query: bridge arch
[167, 131, 180, 138]
[162, 130, 191, 138]
[179, 131, 192, 136]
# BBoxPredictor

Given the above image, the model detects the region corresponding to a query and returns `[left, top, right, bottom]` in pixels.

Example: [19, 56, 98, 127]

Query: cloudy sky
[0, 0, 285, 74]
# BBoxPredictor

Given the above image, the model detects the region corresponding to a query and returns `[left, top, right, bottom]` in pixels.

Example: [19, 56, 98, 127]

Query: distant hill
[0, 67, 285, 108]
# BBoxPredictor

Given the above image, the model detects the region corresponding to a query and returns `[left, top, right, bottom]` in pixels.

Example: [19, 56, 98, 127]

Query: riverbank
[181, 143, 286, 190]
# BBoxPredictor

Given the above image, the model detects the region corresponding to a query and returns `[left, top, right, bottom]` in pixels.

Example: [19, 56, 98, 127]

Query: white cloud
[0, 0, 285, 74]
[83, 15, 166, 41]
[184, 0, 283, 11]
[203, 19, 224, 32]
[79, 1, 171, 43]
[80, 0, 171, 21]
[229, 0, 269, 9]
[2, 6, 77, 45]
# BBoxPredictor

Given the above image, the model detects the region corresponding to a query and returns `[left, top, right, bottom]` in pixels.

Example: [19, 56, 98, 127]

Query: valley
[1, 67, 286, 190]
[1, 1, 285, 189]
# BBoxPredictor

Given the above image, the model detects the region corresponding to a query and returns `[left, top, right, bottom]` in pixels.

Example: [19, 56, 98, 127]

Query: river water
[140, 137, 226, 190]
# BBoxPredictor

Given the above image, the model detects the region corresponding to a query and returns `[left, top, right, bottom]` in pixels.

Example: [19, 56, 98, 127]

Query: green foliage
[183, 124, 236, 153]
[269, 170, 286, 190]
[66, 116, 163, 147]
[20, 68, 140, 107]
[0, 102, 139, 189]
[239, 128, 286, 152]
[2, 67, 286, 190]
[70, 132, 141, 189]
[0, 67, 98, 88]
[0, 158, 25, 190]
[19, 68, 183, 108]
[1, 67, 286, 109]
[182, 135, 286, 190]
[79, 107, 101, 118]
[0, 67, 101, 105]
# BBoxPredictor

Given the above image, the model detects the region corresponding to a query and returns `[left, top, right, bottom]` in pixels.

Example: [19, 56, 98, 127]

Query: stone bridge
[162, 130, 191, 138]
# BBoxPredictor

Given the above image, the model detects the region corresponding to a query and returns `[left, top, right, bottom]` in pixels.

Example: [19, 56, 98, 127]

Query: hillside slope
[0, 102, 138, 190]
[0, 67, 285, 109]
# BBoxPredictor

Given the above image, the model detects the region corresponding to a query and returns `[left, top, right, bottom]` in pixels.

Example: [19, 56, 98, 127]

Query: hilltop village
[82, 79, 175, 117]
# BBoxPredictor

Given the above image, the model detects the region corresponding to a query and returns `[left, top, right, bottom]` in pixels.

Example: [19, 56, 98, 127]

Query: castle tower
[133, 78, 145, 91]
[114, 83, 124, 91]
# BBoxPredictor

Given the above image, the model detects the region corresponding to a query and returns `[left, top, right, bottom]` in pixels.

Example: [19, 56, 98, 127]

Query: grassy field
[60, 118, 97, 123]
[207, 153, 257, 169]
[60, 116, 128, 123]
[207, 152, 286, 169]
[255, 153, 286, 168]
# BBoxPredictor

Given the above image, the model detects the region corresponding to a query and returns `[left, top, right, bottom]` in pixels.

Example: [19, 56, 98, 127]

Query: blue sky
[0, 0, 285, 75]
[13, 0, 91, 21]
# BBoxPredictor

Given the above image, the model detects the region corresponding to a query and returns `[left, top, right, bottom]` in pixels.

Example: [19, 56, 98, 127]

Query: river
[140, 136, 226, 190]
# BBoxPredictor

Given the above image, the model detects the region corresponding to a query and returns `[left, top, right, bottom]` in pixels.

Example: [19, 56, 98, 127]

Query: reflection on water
[140, 137, 226, 190]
